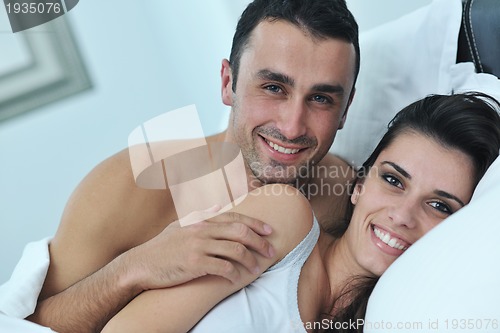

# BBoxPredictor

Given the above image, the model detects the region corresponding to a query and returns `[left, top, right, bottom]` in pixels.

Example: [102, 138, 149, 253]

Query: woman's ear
[351, 181, 363, 205]
[221, 59, 233, 106]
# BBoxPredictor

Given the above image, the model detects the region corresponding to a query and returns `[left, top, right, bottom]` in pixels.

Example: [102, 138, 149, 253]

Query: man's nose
[275, 99, 308, 140]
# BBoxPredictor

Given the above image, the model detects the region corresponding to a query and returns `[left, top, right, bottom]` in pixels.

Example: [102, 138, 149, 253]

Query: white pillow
[330, 0, 462, 167]
[450, 62, 500, 102]
[0, 314, 55, 333]
[364, 154, 500, 333]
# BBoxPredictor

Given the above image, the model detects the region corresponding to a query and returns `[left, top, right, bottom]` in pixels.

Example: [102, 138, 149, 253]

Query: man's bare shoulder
[43, 149, 177, 298]
[308, 153, 356, 231]
[315, 152, 356, 183]
[62, 148, 176, 245]
[307, 152, 356, 198]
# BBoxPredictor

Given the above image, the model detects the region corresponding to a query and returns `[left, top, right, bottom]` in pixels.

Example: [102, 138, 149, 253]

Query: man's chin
[253, 175, 299, 187]
[248, 161, 310, 188]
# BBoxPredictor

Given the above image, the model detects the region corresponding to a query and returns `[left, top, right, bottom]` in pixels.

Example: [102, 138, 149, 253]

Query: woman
[102, 92, 500, 332]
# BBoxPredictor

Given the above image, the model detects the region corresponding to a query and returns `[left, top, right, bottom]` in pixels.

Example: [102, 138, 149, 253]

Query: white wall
[347, 0, 432, 32]
[0, 0, 431, 283]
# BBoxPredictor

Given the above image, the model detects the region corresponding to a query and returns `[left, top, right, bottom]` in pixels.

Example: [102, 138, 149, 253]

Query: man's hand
[122, 210, 276, 292]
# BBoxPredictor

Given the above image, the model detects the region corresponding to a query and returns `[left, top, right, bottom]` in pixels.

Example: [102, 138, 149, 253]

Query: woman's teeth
[265, 139, 300, 154]
[373, 226, 408, 251]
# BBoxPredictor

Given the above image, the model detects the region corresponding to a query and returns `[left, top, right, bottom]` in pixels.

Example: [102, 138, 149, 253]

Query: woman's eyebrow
[381, 161, 466, 207]
[381, 161, 411, 179]
[434, 190, 466, 207]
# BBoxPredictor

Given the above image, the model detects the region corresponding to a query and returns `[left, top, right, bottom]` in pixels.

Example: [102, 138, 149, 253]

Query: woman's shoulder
[233, 184, 315, 262]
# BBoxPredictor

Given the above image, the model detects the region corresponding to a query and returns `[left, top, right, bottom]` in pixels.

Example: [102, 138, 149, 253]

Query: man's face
[221, 20, 356, 187]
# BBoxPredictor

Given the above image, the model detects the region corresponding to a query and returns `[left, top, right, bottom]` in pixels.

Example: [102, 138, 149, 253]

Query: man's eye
[382, 174, 403, 189]
[264, 85, 283, 93]
[429, 201, 452, 215]
[311, 95, 331, 104]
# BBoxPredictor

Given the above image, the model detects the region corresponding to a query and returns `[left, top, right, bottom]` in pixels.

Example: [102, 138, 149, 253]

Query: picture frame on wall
[0, 13, 91, 122]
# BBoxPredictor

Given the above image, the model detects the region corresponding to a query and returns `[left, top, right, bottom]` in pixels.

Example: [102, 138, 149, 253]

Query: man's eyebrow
[311, 83, 344, 95]
[434, 190, 466, 207]
[256, 69, 295, 87]
[256, 69, 345, 95]
[381, 161, 411, 180]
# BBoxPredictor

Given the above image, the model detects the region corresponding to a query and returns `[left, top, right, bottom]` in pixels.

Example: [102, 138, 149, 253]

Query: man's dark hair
[229, 0, 360, 92]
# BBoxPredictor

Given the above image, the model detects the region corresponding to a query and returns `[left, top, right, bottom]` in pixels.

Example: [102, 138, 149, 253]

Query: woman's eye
[429, 201, 452, 215]
[382, 174, 403, 189]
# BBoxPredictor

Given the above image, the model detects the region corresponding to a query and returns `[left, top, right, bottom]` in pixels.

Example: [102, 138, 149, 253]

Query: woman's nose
[388, 197, 418, 229]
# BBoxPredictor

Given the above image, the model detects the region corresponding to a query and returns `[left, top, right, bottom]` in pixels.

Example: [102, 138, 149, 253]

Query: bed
[1, 0, 499, 331]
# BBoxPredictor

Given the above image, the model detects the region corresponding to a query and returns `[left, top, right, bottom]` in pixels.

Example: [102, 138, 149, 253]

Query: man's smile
[264, 138, 302, 155]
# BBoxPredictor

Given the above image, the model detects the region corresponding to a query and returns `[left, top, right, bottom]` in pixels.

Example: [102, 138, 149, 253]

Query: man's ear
[221, 59, 233, 106]
[338, 87, 355, 129]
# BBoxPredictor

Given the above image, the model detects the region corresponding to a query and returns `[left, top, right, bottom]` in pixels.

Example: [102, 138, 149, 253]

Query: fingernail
[263, 224, 272, 234]
[252, 266, 260, 274]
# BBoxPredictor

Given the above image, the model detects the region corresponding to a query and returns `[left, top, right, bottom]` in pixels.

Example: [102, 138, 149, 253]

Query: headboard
[457, 0, 500, 77]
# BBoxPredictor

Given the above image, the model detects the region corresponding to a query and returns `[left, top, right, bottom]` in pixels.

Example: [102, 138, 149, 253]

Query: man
[28, 0, 359, 331]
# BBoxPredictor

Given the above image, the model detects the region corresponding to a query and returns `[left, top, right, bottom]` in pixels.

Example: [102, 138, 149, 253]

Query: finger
[206, 221, 275, 259]
[206, 239, 261, 275]
[208, 211, 273, 236]
[202, 257, 241, 284]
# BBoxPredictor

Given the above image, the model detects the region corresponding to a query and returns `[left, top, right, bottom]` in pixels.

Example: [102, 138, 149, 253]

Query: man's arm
[101, 184, 314, 333]
[28, 150, 275, 333]
[27, 253, 139, 332]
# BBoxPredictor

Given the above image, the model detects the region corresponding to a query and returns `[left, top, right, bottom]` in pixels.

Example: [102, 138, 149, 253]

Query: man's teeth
[373, 227, 408, 251]
[266, 139, 300, 154]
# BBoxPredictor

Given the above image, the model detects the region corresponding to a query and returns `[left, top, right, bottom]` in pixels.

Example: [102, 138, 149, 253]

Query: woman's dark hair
[229, 0, 360, 92]
[360, 91, 500, 185]
[325, 92, 500, 332]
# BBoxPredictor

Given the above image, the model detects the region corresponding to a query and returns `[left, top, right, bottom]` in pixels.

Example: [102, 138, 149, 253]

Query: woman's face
[345, 131, 476, 277]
